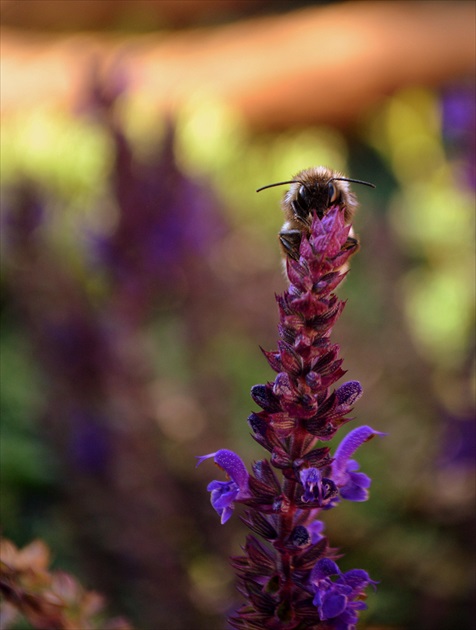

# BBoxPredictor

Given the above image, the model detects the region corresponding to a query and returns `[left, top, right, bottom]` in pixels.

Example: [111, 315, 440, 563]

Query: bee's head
[257, 167, 375, 225]
[288, 179, 342, 223]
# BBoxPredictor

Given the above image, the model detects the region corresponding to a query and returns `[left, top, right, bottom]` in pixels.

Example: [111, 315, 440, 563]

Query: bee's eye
[291, 185, 312, 222]
[328, 182, 338, 203]
[297, 185, 309, 207]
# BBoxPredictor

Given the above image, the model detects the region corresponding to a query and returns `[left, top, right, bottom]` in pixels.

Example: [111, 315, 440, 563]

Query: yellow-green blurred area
[1, 2, 475, 629]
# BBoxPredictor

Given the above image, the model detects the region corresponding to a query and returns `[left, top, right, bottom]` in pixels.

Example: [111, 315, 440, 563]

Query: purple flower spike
[196, 450, 249, 524]
[199, 182, 382, 627]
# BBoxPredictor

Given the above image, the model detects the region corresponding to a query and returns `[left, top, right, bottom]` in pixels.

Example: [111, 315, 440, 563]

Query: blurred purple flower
[75, 62, 229, 322]
[91, 120, 227, 310]
[438, 410, 476, 469]
[69, 408, 111, 475]
[2, 67, 234, 628]
[441, 83, 476, 190]
[2, 182, 46, 246]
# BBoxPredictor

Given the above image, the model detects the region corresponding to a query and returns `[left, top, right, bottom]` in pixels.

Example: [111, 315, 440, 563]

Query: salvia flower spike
[198, 205, 383, 629]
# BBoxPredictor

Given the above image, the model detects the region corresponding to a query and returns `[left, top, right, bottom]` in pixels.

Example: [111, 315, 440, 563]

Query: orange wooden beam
[1, 2, 474, 129]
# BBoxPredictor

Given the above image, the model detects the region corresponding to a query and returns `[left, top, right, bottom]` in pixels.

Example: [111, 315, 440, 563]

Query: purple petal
[208, 480, 239, 524]
[197, 449, 249, 492]
[339, 473, 371, 501]
[300, 467, 321, 503]
[320, 591, 347, 620]
[332, 426, 385, 484]
[197, 449, 250, 524]
[214, 449, 249, 491]
[335, 380, 363, 407]
[347, 469, 371, 489]
[339, 568, 378, 592]
[308, 519, 325, 544]
[311, 558, 341, 581]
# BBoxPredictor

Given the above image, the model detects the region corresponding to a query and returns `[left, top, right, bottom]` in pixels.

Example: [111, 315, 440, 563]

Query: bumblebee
[257, 166, 375, 261]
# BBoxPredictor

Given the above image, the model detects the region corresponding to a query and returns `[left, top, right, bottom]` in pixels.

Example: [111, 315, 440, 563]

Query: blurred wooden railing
[1, 1, 475, 129]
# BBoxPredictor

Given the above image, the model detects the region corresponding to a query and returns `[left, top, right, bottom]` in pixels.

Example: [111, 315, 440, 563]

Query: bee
[257, 166, 375, 261]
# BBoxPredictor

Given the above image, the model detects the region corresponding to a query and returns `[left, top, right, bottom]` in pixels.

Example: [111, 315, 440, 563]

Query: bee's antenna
[256, 180, 298, 193]
[256, 180, 312, 193]
[331, 177, 376, 189]
[257, 177, 375, 193]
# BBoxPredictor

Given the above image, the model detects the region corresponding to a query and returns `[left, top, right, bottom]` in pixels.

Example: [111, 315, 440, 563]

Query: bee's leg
[279, 229, 302, 261]
[342, 236, 359, 252]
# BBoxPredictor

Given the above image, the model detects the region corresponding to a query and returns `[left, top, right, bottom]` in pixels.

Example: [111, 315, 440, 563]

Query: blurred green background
[1, 2, 474, 629]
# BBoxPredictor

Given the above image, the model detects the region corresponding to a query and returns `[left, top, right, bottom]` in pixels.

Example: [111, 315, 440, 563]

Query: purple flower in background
[2, 67, 237, 629]
[2, 183, 45, 246]
[77, 62, 228, 324]
[441, 83, 476, 190]
[69, 408, 112, 475]
[199, 206, 384, 628]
